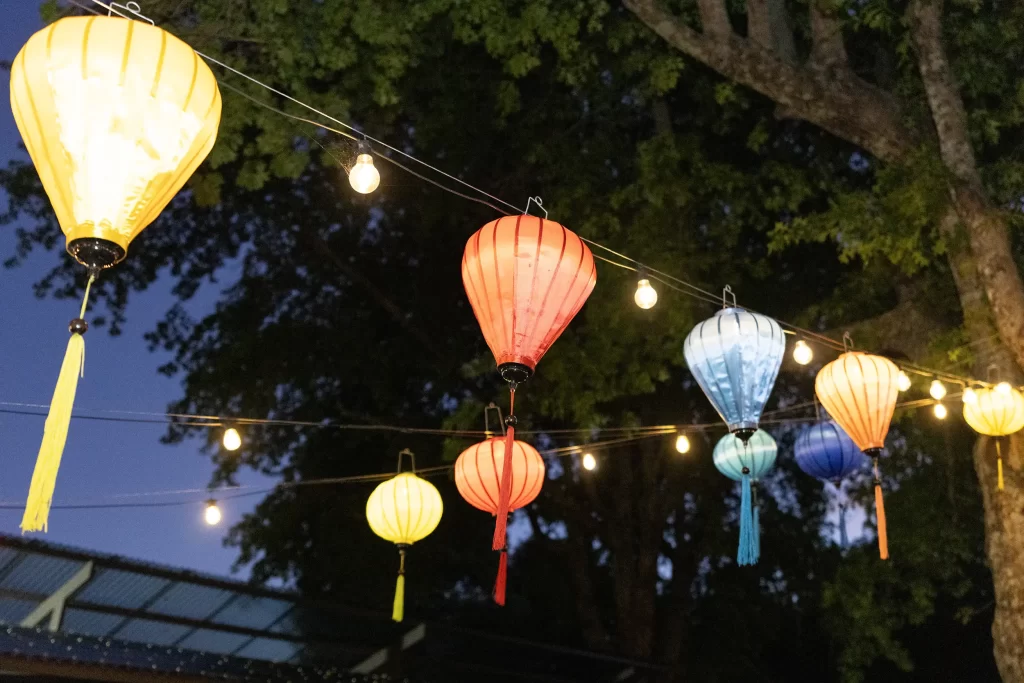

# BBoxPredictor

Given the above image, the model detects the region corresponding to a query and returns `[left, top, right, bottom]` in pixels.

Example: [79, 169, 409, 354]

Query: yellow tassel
[997, 439, 1005, 491]
[392, 573, 405, 622]
[21, 332, 85, 533]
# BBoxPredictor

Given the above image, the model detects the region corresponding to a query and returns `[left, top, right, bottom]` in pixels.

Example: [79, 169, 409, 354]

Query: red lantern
[462, 214, 596, 553]
[456, 437, 545, 605]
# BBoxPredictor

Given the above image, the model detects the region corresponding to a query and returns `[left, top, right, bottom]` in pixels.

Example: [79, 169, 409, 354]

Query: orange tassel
[492, 389, 516, 550]
[874, 483, 888, 560]
[494, 549, 508, 606]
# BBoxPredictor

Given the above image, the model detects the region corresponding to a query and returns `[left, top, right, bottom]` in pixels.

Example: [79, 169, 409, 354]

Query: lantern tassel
[392, 548, 406, 622]
[838, 500, 849, 548]
[494, 548, 508, 606]
[737, 473, 757, 566]
[751, 483, 761, 564]
[873, 456, 889, 560]
[492, 387, 516, 551]
[996, 439, 1004, 492]
[22, 275, 95, 534]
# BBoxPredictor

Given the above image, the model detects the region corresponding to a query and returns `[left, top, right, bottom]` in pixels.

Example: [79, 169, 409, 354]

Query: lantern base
[864, 447, 883, 458]
[67, 238, 125, 270]
[498, 363, 533, 385]
[733, 427, 757, 443]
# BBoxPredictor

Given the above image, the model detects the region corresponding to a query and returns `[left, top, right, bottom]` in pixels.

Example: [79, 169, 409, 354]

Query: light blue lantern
[713, 429, 777, 566]
[794, 420, 865, 547]
[683, 298, 786, 441]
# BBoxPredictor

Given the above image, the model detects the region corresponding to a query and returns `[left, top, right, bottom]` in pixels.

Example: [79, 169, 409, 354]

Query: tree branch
[809, 1, 847, 70]
[747, 0, 797, 64]
[696, 0, 731, 40]
[622, 0, 913, 162]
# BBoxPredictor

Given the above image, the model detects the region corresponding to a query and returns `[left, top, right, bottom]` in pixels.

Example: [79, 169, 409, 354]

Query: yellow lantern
[815, 349, 899, 560]
[963, 386, 1024, 491]
[366, 450, 443, 622]
[9, 15, 221, 532]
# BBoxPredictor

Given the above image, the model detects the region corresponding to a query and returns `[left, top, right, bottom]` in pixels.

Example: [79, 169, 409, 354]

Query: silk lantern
[713, 429, 777, 566]
[794, 420, 866, 546]
[963, 386, 1024, 490]
[366, 450, 443, 622]
[462, 214, 595, 551]
[815, 351, 899, 559]
[683, 295, 786, 441]
[455, 437, 545, 605]
[10, 15, 221, 532]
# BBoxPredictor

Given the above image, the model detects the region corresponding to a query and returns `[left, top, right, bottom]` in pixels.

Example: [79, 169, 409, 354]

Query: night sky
[0, 1, 276, 577]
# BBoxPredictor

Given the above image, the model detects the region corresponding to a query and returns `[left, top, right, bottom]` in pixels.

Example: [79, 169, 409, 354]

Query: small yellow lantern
[366, 450, 443, 621]
[9, 14, 221, 532]
[963, 386, 1024, 490]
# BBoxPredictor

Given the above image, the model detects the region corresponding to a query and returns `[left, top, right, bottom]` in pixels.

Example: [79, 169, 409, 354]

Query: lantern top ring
[721, 285, 736, 309]
[396, 448, 416, 474]
[109, 1, 154, 24]
[842, 331, 854, 351]
[525, 196, 548, 218]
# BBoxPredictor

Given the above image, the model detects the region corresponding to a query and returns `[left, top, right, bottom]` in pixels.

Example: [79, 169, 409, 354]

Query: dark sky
[0, 1, 276, 578]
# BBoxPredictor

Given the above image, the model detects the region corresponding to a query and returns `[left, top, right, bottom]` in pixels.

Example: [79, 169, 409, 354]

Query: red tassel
[493, 388, 516, 550]
[874, 483, 889, 560]
[494, 549, 508, 606]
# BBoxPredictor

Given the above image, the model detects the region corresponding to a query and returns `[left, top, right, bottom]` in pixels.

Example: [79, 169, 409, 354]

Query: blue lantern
[683, 302, 785, 441]
[713, 429, 777, 566]
[794, 420, 865, 547]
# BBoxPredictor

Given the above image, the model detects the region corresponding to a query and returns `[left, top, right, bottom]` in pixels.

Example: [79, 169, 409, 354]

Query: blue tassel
[839, 502, 848, 548]
[737, 474, 756, 566]
[752, 500, 761, 563]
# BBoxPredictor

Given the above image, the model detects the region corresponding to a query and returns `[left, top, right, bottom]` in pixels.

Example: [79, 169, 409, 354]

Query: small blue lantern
[683, 290, 786, 441]
[713, 429, 777, 566]
[794, 420, 865, 547]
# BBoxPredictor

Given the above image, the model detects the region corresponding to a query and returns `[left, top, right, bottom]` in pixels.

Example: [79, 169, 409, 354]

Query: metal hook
[987, 363, 1000, 383]
[109, 1, 155, 24]
[396, 448, 416, 474]
[484, 402, 506, 437]
[842, 332, 854, 352]
[721, 285, 737, 309]
[524, 196, 548, 218]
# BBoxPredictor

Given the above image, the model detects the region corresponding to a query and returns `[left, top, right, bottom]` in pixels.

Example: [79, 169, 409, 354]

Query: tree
[0, 0, 1007, 680]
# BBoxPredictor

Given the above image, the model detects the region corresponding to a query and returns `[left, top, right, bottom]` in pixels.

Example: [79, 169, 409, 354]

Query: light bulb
[675, 434, 691, 454]
[792, 340, 813, 365]
[222, 428, 241, 451]
[634, 278, 658, 309]
[963, 387, 978, 405]
[204, 500, 222, 526]
[349, 153, 381, 194]
[929, 379, 947, 401]
[933, 402, 948, 420]
[582, 452, 596, 471]
[996, 381, 1013, 396]
[897, 371, 912, 392]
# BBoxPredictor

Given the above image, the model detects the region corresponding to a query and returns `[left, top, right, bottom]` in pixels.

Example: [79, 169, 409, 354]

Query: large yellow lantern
[815, 350, 899, 560]
[963, 386, 1024, 490]
[366, 450, 443, 622]
[9, 15, 221, 532]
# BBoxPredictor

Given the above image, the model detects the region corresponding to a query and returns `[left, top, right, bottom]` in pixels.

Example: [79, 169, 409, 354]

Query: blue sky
[1, 0, 275, 577]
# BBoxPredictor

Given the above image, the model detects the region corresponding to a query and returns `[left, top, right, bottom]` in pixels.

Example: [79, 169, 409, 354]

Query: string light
[675, 434, 691, 454]
[222, 427, 242, 451]
[582, 453, 596, 471]
[897, 371, 912, 392]
[930, 379, 947, 401]
[204, 499, 222, 526]
[963, 387, 978, 405]
[996, 381, 1013, 396]
[634, 272, 658, 310]
[792, 340, 813, 365]
[933, 403, 948, 420]
[349, 141, 380, 194]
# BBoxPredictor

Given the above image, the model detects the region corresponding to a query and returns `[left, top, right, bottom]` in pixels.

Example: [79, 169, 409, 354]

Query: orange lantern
[455, 437, 545, 605]
[462, 213, 595, 551]
[815, 350, 899, 559]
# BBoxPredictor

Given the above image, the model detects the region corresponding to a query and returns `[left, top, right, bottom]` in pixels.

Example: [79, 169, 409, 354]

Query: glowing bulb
[963, 387, 978, 405]
[222, 428, 241, 451]
[996, 381, 1013, 396]
[204, 500, 222, 526]
[792, 340, 813, 365]
[349, 154, 380, 194]
[897, 371, 912, 392]
[675, 434, 691, 454]
[929, 379, 947, 401]
[933, 403, 948, 420]
[582, 453, 596, 471]
[634, 278, 658, 309]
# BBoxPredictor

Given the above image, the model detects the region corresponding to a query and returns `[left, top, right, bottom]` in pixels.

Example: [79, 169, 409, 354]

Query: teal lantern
[714, 429, 777, 566]
[683, 292, 786, 441]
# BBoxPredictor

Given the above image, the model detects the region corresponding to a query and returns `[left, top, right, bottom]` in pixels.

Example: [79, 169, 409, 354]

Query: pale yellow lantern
[366, 458, 443, 622]
[9, 15, 221, 533]
[963, 386, 1024, 490]
[10, 15, 221, 268]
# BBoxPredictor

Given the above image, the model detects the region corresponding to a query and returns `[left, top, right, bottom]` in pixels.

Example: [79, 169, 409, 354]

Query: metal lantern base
[67, 238, 125, 270]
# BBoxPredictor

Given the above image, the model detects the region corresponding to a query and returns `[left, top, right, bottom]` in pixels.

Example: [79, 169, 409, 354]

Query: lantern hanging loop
[842, 332, 854, 352]
[721, 284, 736, 309]
[108, 1, 154, 24]
[524, 196, 548, 218]
[483, 402, 506, 437]
[396, 448, 416, 474]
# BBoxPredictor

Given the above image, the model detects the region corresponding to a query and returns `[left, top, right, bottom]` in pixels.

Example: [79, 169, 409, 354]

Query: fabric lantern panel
[713, 429, 777, 566]
[794, 421, 865, 483]
[963, 386, 1024, 491]
[366, 471, 443, 622]
[684, 308, 785, 439]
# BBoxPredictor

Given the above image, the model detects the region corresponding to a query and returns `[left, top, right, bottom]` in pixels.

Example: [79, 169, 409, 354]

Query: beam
[20, 561, 93, 632]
